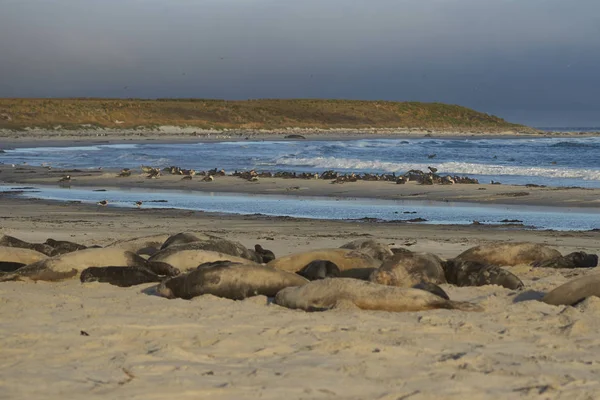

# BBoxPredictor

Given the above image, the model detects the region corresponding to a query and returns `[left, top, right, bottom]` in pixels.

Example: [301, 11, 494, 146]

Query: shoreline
[2, 128, 600, 149]
[2, 166, 600, 209]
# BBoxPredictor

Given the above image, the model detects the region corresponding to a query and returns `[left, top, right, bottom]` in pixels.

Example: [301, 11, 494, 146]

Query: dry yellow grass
[0, 98, 531, 132]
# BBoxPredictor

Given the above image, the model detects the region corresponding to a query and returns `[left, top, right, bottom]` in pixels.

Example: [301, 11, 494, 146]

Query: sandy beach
[1, 136, 600, 399]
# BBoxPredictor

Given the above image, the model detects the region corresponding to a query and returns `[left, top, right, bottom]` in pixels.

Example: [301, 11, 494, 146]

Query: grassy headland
[0, 98, 533, 133]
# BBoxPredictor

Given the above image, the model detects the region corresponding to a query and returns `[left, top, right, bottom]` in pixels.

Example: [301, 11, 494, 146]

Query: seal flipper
[412, 281, 450, 300]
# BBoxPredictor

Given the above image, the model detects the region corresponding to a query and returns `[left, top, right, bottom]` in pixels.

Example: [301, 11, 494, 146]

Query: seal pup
[369, 252, 446, 287]
[297, 260, 341, 280]
[0, 248, 147, 282]
[443, 259, 524, 290]
[153, 239, 261, 263]
[157, 261, 309, 300]
[267, 248, 381, 273]
[274, 278, 482, 312]
[80, 266, 162, 287]
[542, 274, 600, 306]
[532, 251, 598, 269]
[454, 242, 562, 266]
[254, 244, 275, 263]
[339, 239, 393, 262]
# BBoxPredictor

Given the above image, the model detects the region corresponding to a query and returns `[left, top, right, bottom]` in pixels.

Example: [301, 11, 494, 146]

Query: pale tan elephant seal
[542, 274, 600, 306]
[148, 248, 256, 272]
[274, 278, 482, 312]
[0, 248, 147, 282]
[454, 242, 562, 266]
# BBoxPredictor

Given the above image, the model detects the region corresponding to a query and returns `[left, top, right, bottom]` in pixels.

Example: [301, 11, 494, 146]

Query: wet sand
[1, 136, 600, 399]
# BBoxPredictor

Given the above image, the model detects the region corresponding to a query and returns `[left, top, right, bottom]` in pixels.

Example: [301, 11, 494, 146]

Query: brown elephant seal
[297, 260, 341, 280]
[152, 239, 261, 264]
[369, 252, 446, 287]
[148, 248, 257, 272]
[45, 238, 87, 256]
[454, 242, 562, 266]
[255, 244, 276, 263]
[0, 235, 54, 256]
[160, 232, 220, 250]
[0, 248, 147, 282]
[106, 234, 172, 256]
[339, 239, 393, 262]
[274, 278, 482, 312]
[157, 261, 309, 300]
[80, 266, 162, 287]
[267, 248, 381, 273]
[542, 274, 600, 306]
[532, 251, 598, 269]
[443, 259, 524, 290]
[0, 246, 48, 265]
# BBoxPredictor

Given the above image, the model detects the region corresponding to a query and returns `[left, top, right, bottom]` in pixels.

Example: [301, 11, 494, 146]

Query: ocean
[2, 136, 600, 188]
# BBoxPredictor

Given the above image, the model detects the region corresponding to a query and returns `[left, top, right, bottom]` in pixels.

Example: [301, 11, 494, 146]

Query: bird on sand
[97, 200, 108, 206]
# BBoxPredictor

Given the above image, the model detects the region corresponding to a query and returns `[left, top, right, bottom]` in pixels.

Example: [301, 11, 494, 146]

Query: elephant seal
[159, 232, 220, 250]
[157, 261, 309, 300]
[255, 244, 276, 263]
[454, 242, 561, 266]
[267, 249, 381, 273]
[542, 274, 600, 306]
[106, 234, 172, 256]
[0, 235, 54, 256]
[80, 266, 162, 287]
[369, 252, 446, 287]
[532, 251, 598, 269]
[274, 278, 482, 312]
[297, 260, 341, 280]
[339, 239, 393, 262]
[0, 246, 48, 265]
[152, 239, 261, 263]
[148, 248, 256, 272]
[45, 238, 87, 256]
[0, 248, 147, 282]
[443, 259, 524, 290]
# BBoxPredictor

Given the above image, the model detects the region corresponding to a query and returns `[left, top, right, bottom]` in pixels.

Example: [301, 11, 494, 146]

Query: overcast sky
[1, 0, 599, 126]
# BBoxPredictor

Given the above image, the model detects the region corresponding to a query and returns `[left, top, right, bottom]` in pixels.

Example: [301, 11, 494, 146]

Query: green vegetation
[0, 98, 532, 132]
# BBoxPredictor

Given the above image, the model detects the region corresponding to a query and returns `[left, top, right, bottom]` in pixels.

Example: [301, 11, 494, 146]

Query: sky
[1, 0, 599, 126]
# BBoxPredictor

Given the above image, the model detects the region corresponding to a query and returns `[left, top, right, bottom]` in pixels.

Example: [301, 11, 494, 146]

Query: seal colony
[0, 233, 598, 313]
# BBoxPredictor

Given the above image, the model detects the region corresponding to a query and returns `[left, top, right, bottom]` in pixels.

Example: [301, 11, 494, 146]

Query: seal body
[80, 266, 162, 287]
[297, 260, 341, 280]
[106, 234, 172, 256]
[255, 244, 276, 263]
[0, 235, 53, 256]
[542, 274, 600, 306]
[532, 251, 598, 269]
[274, 278, 482, 312]
[159, 232, 220, 250]
[454, 242, 562, 266]
[443, 260, 524, 290]
[369, 252, 446, 287]
[268, 249, 381, 273]
[0, 248, 146, 282]
[339, 239, 393, 262]
[45, 239, 87, 256]
[152, 239, 261, 264]
[0, 246, 48, 265]
[157, 261, 309, 300]
[148, 248, 254, 272]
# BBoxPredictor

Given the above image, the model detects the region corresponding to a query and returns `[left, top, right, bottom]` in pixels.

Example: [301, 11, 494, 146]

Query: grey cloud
[0, 0, 599, 125]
